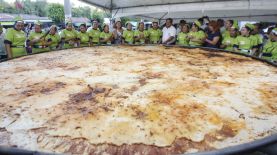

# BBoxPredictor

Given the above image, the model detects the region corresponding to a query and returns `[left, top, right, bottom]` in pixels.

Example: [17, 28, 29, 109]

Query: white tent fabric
[80, 0, 277, 22]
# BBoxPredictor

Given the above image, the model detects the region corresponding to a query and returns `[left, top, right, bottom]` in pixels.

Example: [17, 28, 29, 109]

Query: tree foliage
[47, 3, 65, 24]
[72, 6, 91, 19]
[0, 0, 115, 25]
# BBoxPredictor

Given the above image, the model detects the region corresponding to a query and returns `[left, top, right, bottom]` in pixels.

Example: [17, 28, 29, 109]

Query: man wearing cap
[262, 28, 277, 61]
[27, 20, 50, 53]
[87, 20, 101, 45]
[134, 22, 149, 44]
[60, 20, 78, 49]
[220, 25, 238, 51]
[188, 20, 206, 46]
[0, 23, 7, 59]
[162, 18, 176, 45]
[148, 20, 162, 44]
[4, 16, 27, 58]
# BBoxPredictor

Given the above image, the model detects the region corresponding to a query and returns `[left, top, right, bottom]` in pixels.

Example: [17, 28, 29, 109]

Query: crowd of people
[0, 16, 277, 62]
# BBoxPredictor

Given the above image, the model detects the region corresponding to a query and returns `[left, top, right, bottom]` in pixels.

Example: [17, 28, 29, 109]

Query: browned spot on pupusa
[253, 83, 277, 114]
[150, 90, 182, 105]
[14, 67, 30, 73]
[201, 52, 225, 58]
[205, 120, 245, 142]
[138, 78, 147, 86]
[33, 132, 216, 155]
[21, 81, 66, 96]
[144, 72, 164, 79]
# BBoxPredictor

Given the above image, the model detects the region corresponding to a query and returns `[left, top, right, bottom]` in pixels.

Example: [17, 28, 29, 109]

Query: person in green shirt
[122, 22, 134, 44]
[262, 28, 277, 61]
[222, 20, 233, 39]
[27, 20, 50, 53]
[177, 24, 189, 46]
[134, 22, 149, 44]
[45, 25, 61, 50]
[77, 23, 91, 47]
[220, 26, 238, 51]
[251, 23, 264, 56]
[188, 20, 206, 46]
[148, 20, 162, 44]
[100, 24, 113, 45]
[60, 20, 78, 49]
[4, 16, 27, 58]
[234, 24, 258, 54]
[87, 20, 101, 45]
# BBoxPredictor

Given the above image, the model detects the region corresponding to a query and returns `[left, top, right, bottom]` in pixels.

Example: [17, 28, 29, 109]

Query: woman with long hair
[113, 20, 123, 44]
[204, 20, 221, 48]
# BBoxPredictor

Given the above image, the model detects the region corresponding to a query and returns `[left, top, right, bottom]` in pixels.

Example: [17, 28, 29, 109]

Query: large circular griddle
[0, 45, 276, 155]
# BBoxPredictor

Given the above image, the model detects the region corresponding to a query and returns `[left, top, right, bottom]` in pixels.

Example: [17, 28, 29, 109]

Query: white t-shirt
[162, 26, 176, 43]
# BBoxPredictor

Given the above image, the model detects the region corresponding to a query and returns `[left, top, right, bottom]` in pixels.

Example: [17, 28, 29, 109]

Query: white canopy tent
[80, 0, 277, 22]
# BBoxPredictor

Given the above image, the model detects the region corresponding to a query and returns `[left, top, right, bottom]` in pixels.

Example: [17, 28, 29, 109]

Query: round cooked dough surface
[0, 46, 276, 154]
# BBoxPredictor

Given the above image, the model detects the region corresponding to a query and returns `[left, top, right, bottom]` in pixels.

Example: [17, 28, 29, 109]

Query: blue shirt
[205, 31, 221, 48]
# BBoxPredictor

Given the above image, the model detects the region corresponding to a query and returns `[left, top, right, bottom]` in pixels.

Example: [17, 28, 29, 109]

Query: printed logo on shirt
[15, 33, 25, 39]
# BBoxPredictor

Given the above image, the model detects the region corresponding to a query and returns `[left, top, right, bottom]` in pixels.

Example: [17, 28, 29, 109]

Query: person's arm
[4, 29, 13, 58]
[205, 36, 220, 45]
[220, 44, 226, 49]
[99, 33, 107, 43]
[233, 44, 239, 52]
[121, 31, 127, 44]
[134, 31, 140, 42]
[5, 44, 12, 58]
[113, 30, 117, 40]
[44, 37, 52, 46]
[109, 33, 114, 43]
[163, 36, 174, 44]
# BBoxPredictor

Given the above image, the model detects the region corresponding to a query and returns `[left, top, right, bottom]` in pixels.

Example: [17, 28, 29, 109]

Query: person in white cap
[162, 18, 176, 45]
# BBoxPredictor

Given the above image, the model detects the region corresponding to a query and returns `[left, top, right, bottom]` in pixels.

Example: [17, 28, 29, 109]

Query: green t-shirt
[77, 31, 90, 46]
[28, 31, 50, 53]
[4, 28, 27, 57]
[249, 35, 259, 48]
[222, 31, 230, 39]
[134, 30, 149, 44]
[100, 32, 112, 44]
[221, 36, 237, 51]
[188, 31, 206, 46]
[45, 33, 61, 49]
[122, 30, 134, 44]
[5, 28, 26, 47]
[263, 40, 277, 60]
[252, 34, 263, 45]
[235, 35, 255, 51]
[28, 31, 45, 46]
[60, 29, 78, 41]
[177, 32, 189, 46]
[88, 28, 101, 43]
[148, 28, 162, 44]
